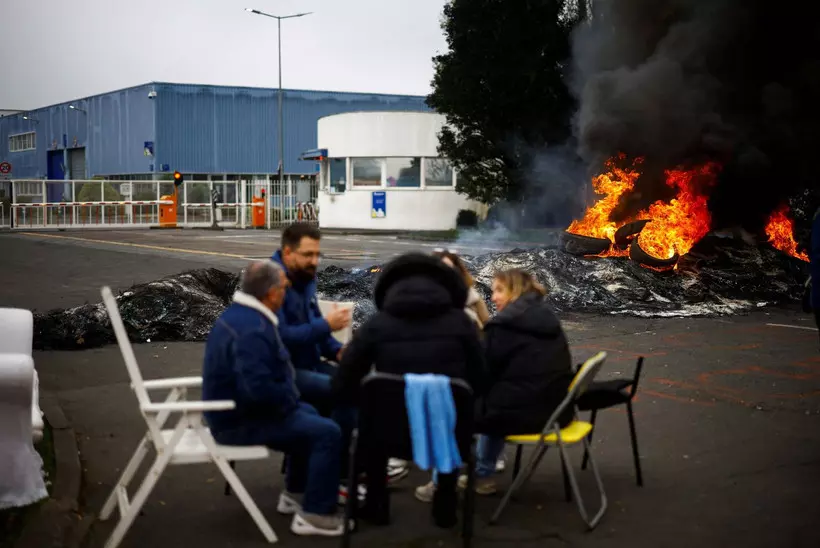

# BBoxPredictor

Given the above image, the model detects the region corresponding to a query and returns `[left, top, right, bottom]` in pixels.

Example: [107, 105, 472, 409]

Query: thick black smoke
[569, 0, 820, 236]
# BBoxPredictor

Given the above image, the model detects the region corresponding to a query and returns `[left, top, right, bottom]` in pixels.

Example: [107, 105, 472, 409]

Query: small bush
[456, 209, 478, 228]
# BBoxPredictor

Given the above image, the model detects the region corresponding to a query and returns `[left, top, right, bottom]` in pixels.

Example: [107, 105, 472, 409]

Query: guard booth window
[329, 158, 347, 193]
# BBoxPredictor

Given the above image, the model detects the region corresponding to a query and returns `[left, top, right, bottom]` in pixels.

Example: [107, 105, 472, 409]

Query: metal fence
[5, 178, 319, 230]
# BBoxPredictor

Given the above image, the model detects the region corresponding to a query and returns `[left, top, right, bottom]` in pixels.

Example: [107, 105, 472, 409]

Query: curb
[16, 394, 94, 548]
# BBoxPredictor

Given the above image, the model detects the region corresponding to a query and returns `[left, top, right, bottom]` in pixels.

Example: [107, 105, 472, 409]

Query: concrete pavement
[2, 230, 819, 548]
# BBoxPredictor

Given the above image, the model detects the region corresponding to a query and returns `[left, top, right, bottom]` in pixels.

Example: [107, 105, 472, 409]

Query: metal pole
[277, 17, 285, 225]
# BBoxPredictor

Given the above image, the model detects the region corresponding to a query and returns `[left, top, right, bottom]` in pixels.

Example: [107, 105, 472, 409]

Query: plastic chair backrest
[101, 286, 150, 409]
[358, 372, 474, 461]
[0, 308, 34, 355]
[568, 351, 608, 399]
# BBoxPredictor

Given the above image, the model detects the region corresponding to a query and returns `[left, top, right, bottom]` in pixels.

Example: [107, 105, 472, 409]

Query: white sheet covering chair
[0, 307, 45, 442]
[0, 352, 49, 510]
[490, 351, 609, 530]
[97, 286, 278, 548]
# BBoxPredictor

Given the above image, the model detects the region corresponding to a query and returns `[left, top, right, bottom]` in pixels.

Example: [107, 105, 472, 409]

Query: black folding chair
[342, 372, 476, 548]
[575, 356, 644, 486]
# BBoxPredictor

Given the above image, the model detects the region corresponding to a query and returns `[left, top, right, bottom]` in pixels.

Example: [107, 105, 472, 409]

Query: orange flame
[568, 155, 718, 259]
[765, 205, 808, 262]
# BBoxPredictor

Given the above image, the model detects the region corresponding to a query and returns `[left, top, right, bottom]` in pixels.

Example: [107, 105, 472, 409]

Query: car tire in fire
[614, 219, 651, 250]
[628, 240, 679, 269]
[562, 232, 611, 256]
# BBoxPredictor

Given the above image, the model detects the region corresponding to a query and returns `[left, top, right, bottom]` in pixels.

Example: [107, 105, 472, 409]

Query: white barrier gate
[7, 178, 318, 230]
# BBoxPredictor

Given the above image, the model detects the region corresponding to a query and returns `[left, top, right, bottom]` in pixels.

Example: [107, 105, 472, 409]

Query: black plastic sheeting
[32, 236, 809, 351]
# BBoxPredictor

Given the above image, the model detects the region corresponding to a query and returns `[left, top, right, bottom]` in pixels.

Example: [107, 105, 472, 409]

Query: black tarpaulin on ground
[32, 237, 809, 350]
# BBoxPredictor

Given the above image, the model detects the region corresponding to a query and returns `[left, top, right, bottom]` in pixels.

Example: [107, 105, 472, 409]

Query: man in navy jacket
[811, 206, 820, 343]
[202, 260, 345, 536]
[271, 223, 410, 486]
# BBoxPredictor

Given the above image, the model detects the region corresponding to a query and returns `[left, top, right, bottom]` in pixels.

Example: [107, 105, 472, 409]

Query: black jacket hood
[487, 292, 561, 337]
[374, 253, 468, 317]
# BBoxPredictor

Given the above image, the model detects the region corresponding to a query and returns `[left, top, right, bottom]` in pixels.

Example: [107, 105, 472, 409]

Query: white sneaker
[276, 491, 301, 515]
[414, 481, 436, 503]
[337, 483, 367, 505]
[387, 461, 409, 484]
[290, 512, 345, 537]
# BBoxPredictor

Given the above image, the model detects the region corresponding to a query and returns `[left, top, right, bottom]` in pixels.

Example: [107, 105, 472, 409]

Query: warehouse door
[68, 148, 86, 179]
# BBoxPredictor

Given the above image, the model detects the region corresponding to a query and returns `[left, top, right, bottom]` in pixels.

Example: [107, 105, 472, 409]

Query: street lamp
[69, 105, 87, 114]
[245, 7, 312, 199]
[22, 115, 39, 124]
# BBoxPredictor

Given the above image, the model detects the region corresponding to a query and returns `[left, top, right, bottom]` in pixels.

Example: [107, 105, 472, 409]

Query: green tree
[76, 182, 123, 202]
[428, 0, 581, 204]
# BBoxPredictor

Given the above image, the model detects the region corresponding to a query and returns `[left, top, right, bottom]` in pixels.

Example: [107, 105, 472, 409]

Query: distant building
[311, 111, 484, 231]
[0, 82, 429, 184]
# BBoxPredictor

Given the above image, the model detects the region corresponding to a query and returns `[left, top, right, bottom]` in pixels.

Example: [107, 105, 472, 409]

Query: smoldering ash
[569, 0, 820, 232]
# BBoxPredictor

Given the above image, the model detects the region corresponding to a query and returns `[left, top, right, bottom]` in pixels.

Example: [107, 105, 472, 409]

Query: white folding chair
[490, 351, 609, 530]
[0, 308, 44, 443]
[97, 286, 278, 548]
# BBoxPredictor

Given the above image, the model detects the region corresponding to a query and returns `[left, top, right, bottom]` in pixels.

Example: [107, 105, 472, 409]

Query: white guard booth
[310, 111, 484, 231]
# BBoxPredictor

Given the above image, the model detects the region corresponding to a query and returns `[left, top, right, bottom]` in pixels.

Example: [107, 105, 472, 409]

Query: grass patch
[0, 422, 55, 548]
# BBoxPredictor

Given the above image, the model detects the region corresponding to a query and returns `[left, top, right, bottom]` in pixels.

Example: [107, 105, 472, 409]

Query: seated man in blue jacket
[202, 259, 345, 537]
[271, 223, 351, 401]
[272, 223, 410, 486]
[812, 206, 820, 344]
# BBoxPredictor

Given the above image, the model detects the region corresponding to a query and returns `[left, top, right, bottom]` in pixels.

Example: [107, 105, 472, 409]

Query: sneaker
[414, 481, 436, 503]
[277, 491, 302, 515]
[388, 458, 408, 468]
[338, 482, 367, 505]
[290, 511, 345, 537]
[387, 462, 409, 485]
[457, 474, 497, 495]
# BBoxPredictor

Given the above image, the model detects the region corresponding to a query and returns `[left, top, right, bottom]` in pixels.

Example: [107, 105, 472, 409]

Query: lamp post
[245, 8, 312, 216]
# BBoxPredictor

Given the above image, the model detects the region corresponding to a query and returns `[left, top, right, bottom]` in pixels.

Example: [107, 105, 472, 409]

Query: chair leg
[213, 456, 277, 543]
[342, 429, 359, 548]
[103, 447, 175, 548]
[560, 437, 607, 531]
[581, 409, 598, 471]
[490, 442, 545, 524]
[512, 445, 524, 479]
[560, 452, 572, 503]
[626, 401, 643, 487]
[223, 461, 236, 497]
[100, 436, 151, 521]
[461, 438, 476, 548]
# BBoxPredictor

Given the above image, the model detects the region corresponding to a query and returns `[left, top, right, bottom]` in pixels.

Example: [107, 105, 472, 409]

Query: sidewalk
[30, 310, 820, 548]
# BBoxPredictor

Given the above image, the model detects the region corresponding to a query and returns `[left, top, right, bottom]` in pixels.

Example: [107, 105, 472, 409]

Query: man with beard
[271, 224, 409, 496]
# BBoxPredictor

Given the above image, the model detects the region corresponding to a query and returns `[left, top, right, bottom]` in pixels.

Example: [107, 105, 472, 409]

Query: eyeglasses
[293, 250, 323, 260]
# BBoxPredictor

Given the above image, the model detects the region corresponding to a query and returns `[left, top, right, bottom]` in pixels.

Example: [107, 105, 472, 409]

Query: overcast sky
[0, 0, 449, 110]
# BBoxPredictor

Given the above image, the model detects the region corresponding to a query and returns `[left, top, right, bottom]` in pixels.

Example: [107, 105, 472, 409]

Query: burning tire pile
[32, 232, 808, 351]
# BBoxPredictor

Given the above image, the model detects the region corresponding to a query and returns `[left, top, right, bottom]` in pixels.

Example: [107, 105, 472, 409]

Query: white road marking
[765, 323, 819, 331]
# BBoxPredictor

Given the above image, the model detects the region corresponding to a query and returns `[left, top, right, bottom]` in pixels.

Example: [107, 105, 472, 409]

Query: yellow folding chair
[490, 351, 608, 530]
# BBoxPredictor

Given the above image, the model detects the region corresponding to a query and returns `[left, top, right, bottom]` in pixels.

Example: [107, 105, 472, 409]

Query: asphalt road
[2, 229, 819, 548]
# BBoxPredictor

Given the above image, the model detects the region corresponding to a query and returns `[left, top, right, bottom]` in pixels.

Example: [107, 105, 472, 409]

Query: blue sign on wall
[371, 191, 386, 218]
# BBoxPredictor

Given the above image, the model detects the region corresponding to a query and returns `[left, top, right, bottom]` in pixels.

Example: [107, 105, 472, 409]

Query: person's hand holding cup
[326, 303, 352, 332]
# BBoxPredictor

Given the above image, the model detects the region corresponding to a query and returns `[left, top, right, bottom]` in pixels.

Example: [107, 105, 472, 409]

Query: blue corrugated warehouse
[0, 82, 430, 181]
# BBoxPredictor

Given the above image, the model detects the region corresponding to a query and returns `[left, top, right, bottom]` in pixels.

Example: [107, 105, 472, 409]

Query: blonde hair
[492, 268, 546, 302]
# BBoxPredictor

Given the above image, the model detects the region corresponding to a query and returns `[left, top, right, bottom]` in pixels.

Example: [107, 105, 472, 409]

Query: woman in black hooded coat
[332, 252, 486, 526]
[467, 268, 574, 495]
